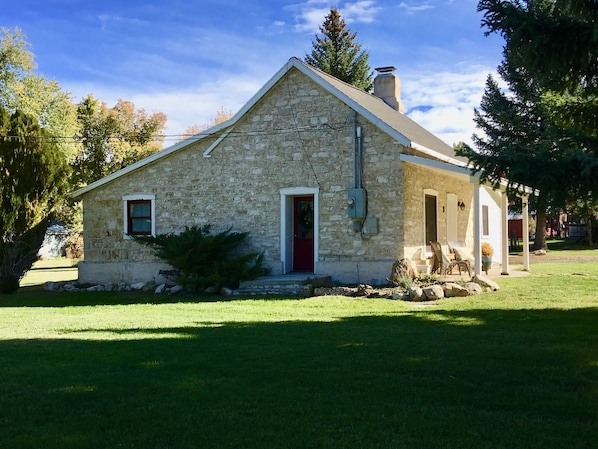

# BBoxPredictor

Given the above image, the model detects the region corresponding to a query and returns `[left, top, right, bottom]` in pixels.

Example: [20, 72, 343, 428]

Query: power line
[0, 122, 353, 144]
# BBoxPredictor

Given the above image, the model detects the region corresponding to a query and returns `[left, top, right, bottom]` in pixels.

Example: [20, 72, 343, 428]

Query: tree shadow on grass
[0, 288, 291, 307]
[1, 308, 597, 449]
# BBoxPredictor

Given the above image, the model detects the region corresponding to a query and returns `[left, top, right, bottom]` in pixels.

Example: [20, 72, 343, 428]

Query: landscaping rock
[168, 284, 183, 295]
[443, 282, 471, 297]
[423, 285, 444, 300]
[141, 282, 156, 292]
[356, 284, 374, 297]
[473, 275, 500, 291]
[463, 282, 483, 295]
[407, 286, 424, 301]
[155, 283, 166, 294]
[63, 283, 78, 292]
[130, 282, 146, 291]
[388, 259, 416, 285]
[391, 290, 410, 300]
[43, 281, 62, 292]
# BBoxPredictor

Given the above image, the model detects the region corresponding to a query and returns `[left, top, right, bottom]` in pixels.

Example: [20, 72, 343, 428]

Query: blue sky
[2, 0, 504, 146]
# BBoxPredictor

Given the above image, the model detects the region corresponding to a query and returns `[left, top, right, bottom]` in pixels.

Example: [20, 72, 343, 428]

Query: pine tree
[478, 0, 598, 178]
[305, 8, 373, 91]
[477, 0, 598, 244]
[456, 59, 571, 249]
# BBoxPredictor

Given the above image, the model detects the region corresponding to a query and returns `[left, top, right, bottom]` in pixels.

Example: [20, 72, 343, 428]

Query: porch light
[458, 200, 466, 211]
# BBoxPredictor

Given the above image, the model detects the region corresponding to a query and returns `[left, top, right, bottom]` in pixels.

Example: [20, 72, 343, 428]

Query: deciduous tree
[0, 27, 78, 163]
[176, 106, 234, 143]
[73, 95, 167, 186]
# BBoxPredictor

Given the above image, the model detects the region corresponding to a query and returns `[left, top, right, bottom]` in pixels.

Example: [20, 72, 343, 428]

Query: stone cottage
[72, 57, 529, 286]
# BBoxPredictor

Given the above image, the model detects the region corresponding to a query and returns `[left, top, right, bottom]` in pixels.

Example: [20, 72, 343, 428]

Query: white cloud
[65, 63, 495, 149]
[400, 67, 496, 146]
[65, 76, 264, 144]
[289, 0, 382, 32]
[398, 2, 435, 14]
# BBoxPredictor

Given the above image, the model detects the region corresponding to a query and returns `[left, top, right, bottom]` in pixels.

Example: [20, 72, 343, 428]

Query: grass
[1, 260, 597, 448]
[510, 237, 598, 257]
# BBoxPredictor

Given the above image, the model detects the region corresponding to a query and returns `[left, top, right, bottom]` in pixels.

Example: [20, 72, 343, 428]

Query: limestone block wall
[402, 162, 474, 259]
[80, 68, 407, 285]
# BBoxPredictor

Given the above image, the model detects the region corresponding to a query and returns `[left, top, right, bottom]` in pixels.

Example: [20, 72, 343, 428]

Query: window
[482, 205, 489, 236]
[123, 195, 155, 237]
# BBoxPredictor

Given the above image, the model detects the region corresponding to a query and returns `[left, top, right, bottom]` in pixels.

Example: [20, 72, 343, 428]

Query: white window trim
[123, 194, 156, 239]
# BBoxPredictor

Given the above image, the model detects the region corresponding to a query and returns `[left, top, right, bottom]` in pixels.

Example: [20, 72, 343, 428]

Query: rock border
[43, 274, 500, 302]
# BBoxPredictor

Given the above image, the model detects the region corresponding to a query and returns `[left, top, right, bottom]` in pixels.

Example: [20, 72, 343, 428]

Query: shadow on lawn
[1, 309, 597, 449]
[0, 288, 280, 307]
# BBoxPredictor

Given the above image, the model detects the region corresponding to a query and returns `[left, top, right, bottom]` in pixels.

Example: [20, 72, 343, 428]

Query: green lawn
[1, 260, 597, 448]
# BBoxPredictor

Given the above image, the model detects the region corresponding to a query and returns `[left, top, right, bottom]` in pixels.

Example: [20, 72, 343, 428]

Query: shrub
[133, 225, 269, 292]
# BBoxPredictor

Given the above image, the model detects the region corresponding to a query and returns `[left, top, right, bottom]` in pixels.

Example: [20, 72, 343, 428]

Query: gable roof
[72, 57, 466, 198]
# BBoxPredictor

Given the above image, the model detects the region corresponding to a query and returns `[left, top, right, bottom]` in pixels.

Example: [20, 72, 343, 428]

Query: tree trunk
[533, 193, 548, 250]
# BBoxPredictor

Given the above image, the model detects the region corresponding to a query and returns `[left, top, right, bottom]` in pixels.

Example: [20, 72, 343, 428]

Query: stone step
[236, 274, 331, 296]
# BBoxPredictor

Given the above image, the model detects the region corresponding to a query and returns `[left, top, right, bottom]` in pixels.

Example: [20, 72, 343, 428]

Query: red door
[293, 196, 314, 272]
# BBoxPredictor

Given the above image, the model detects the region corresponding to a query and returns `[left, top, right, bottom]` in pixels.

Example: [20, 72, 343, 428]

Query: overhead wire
[0, 121, 353, 145]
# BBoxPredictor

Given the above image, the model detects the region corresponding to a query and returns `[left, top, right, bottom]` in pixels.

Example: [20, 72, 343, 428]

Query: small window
[127, 200, 152, 235]
[123, 195, 155, 237]
[482, 205, 489, 236]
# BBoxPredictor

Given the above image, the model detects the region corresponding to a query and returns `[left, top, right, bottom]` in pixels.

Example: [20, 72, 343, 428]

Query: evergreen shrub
[133, 225, 269, 292]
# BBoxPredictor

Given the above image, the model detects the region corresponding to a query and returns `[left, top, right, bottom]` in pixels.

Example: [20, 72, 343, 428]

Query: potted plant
[481, 242, 494, 274]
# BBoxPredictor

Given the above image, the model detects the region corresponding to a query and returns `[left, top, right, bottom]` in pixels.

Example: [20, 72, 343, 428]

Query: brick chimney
[373, 66, 405, 113]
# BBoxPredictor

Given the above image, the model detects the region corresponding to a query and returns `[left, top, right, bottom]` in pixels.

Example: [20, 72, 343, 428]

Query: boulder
[388, 259, 416, 285]
[407, 286, 424, 301]
[356, 284, 374, 297]
[463, 282, 483, 295]
[391, 290, 410, 300]
[130, 282, 146, 291]
[155, 283, 166, 294]
[43, 281, 62, 292]
[423, 285, 445, 300]
[473, 275, 500, 291]
[168, 284, 183, 295]
[63, 283, 78, 292]
[443, 282, 471, 297]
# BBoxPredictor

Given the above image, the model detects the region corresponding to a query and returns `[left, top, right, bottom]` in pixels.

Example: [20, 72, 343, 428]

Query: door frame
[280, 187, 319, 274]
[423, 188, 438, 254]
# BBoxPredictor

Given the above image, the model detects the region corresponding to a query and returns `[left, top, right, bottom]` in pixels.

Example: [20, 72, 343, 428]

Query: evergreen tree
[478, 0, 597, 125]
[0, 107, 71, 293]
[305, 8, 373, 91]
[456, 59, 568, 250]
[479, 0, 597, 138]
[477, 0, 598, 243]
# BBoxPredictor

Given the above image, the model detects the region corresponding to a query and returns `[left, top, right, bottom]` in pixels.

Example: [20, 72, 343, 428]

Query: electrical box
[363, 215, 379, 235]
[347, 188, 366, 219]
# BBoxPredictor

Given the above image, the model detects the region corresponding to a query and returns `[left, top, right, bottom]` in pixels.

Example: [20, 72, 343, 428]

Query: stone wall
[80, 68, 410, 285]
[402, 162, 474, 259]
